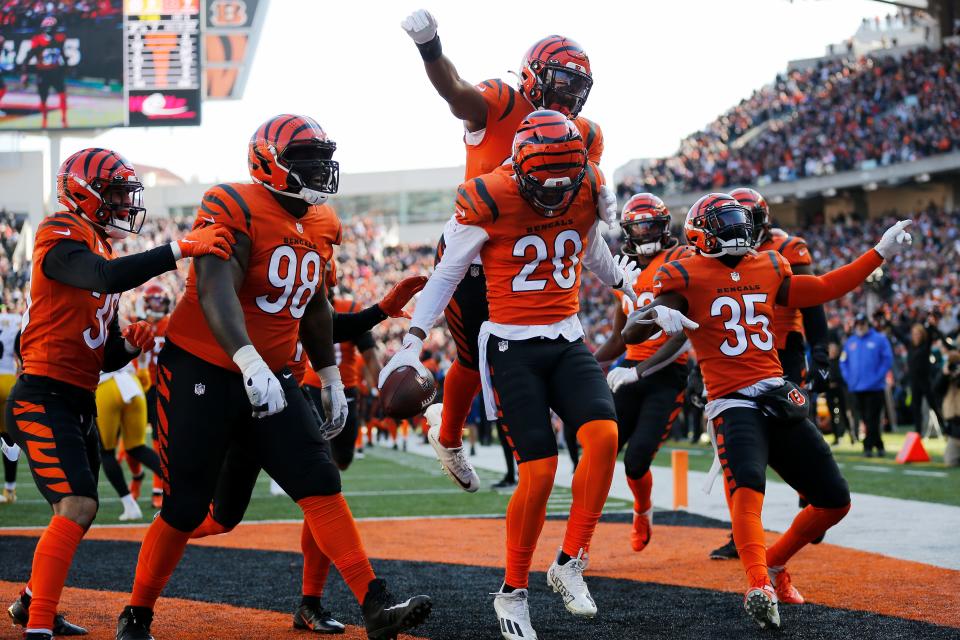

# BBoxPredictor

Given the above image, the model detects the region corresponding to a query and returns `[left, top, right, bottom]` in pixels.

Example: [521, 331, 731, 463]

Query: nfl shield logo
[498, 340, 509, 352]
[194, 383, 206, 396]
[731, 272, 741, 282]
[295, 222, 304, 234]
[470, 265, 480, 277]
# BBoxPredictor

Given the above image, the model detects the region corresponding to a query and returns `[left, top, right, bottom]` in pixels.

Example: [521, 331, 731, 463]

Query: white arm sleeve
[409, 217, 488, 333]
[582, 221, 622, 287]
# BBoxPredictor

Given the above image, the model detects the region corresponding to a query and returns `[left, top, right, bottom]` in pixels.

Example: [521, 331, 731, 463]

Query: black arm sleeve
[331, 303, 387, 344]
[42, 240, 177, 294]
[800, 304, 829, 347]
[101, 314, 137, 372]
[354, 330, 376, 353]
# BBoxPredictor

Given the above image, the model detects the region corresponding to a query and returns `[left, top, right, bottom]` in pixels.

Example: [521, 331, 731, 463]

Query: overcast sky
[13, 0, 883, 183]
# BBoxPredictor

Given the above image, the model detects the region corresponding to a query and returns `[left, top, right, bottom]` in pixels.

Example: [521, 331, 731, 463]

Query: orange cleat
[769, 565, 804, 604]
[630, 508, 652, 552]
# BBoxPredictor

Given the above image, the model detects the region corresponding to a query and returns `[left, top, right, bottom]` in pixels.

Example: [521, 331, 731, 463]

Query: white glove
[318, 365, 349, 439]
[874, 219, 913, 258]
[378, 333, 430, 389]
[613, 255, 641, 304]
[233, 345, 286, 418]
[627, 305, 699, 336]
[597, 184, 618, 226]
[606, 366, 638, 392]
[400, 9, 438, 44]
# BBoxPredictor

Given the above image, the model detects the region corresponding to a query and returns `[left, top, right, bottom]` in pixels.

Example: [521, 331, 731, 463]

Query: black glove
[808, 344, 830, 393]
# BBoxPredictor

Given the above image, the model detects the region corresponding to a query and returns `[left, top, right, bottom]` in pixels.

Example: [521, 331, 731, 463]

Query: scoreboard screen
[0, 0, 203, 131]
[126, 0, 202, 126]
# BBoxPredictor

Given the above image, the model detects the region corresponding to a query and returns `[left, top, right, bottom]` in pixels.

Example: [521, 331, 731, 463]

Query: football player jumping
[7, 148, 233, 640]
[593, 194, 694, 553]
[114, 115, 431, 640]
[401, 9, 613, 492]
[623, 193, 912, 629]
[380, 111, 638, 640]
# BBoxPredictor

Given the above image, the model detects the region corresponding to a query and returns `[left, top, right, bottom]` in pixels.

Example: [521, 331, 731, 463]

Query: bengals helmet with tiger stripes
[729, 187, 771, 245]
[143, 283, 171, 320]
[684, 193, 753, 257]
[620, 193, 672, 257]
[512, 109, 587, 217]
[248, 114, 339, 205]
[57, 147, 146, 235]
[519, 35, 593, 118]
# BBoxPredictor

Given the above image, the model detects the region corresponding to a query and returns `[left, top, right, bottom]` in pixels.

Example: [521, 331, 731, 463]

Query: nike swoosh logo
[282, 373, 293, 379]
[201, 216, 215, 224]
[383, 598, 414, 611]
[52, 229, 71, 236]
[819, 369, 829, 377]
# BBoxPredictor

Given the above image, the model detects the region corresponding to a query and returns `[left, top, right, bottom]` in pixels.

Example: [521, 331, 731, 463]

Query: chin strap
[261, 182, 328, 205]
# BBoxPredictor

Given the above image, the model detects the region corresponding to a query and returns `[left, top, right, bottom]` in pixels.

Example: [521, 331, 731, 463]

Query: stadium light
[822, 188, 838, 197]
[863, 182, 879, 191]
[915, 173, 931, 183]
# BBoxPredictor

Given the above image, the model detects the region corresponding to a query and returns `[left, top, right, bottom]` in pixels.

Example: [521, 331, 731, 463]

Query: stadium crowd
[0, 0, 120, 28]
[617, 43, 960, 197]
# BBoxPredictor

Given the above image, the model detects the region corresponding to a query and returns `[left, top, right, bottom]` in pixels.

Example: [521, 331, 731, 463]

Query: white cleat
[547, 548, 597, 618]
[492, 586, 537, 640]
[426, 411, 479, 492]
[119, 495, 143, 521]
[269, 479, 287, 496]
[744, 584, 781, 630]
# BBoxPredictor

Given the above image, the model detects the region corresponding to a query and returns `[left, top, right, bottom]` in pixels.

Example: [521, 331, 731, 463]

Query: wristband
[416, 34, 442, 63]
[318, 365, 342, 387]
[232, 344, 263, 373]
[169, 241, 183, 260]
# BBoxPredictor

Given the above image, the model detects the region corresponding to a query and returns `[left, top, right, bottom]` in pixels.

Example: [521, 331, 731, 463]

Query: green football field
[0, 430, 954, 528]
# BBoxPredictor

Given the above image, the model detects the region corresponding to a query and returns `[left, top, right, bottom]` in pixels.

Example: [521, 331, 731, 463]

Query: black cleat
[491, 476, 516, 490]
[710, 534, 739, 560]
[24, 633, 53, 640]
[116, 606, 154, 640]
[361, 578, 431, 640]
[293, 599, 345, 634]
[9, 592, 88, 636]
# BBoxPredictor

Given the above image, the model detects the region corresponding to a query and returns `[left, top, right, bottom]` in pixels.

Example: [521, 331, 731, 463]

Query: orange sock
[563, 420, 618, 557]
[626, 470, 653, 514]
[300, 520, 331, 598]
[298, 494, 375, 603]
[729, 486, 769, 588]
[766, 503, 850, 567]
[189, 510, 231, 539]
[129, 516, 191, 608]
[438, 361, 481, 449]
[26, 515, 84, 632]
[504, 456, 557, 588]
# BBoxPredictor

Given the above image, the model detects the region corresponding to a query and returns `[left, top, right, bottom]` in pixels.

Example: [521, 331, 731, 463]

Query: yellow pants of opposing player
[0, 374, 15, 435]
[96, 377, 148, 450]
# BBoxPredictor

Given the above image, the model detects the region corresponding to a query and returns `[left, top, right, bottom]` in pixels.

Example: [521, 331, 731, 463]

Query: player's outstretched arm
[778, 220, 912, 308]
[401, 9, 487, 131]
[41, 225, 234, 294]
[582, 223, 640, 302]
[594, 304, 628, 365]
[330, 275, 428, 344]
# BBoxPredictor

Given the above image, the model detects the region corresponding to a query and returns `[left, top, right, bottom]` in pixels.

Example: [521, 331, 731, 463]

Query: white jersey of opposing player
[0, 313, 21, 375]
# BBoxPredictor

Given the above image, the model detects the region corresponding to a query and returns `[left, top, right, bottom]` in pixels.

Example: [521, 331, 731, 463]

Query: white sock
[121, 493, 138, 510]
[4, 482, 14, 491]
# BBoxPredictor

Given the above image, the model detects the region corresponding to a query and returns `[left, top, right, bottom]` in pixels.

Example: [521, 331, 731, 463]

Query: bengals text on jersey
[166, 183, 342, 372]
[756, 230, 812, 350]
[21, 213, 117, 391]
[465, 78, 603, 180]
[454, 163, 604, 325]
[654, 250, 793, 399]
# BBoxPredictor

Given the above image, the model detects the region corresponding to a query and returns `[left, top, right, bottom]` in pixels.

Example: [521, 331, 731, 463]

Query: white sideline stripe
[851, 465, 893, 473]
[903, 469, 948, 478]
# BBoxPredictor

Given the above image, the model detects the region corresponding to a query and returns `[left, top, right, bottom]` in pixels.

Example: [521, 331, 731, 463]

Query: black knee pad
[282, 463, 343, 502]
[332, 447, 354, 471]
[161, 496, 213, 532]
[623, 445, 652, 480]
[731, 462, 767, 494]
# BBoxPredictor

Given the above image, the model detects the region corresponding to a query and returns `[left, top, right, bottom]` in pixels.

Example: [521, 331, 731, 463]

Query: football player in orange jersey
[402, 10, 614, 493]
[6, 147, 233, 640]
[623, 193, 912, 630]
[593, 194, 695, 553]
[114, 115, 431, 640]
[380, 112, 638, 640]
[700, 187, 834, 560]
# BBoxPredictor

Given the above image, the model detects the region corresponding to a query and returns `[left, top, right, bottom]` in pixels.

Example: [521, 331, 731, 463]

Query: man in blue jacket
[841, 313, 894, 456]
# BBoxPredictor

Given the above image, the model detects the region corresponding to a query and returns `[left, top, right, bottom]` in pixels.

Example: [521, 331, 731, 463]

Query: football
[380, 366, 438, 419]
